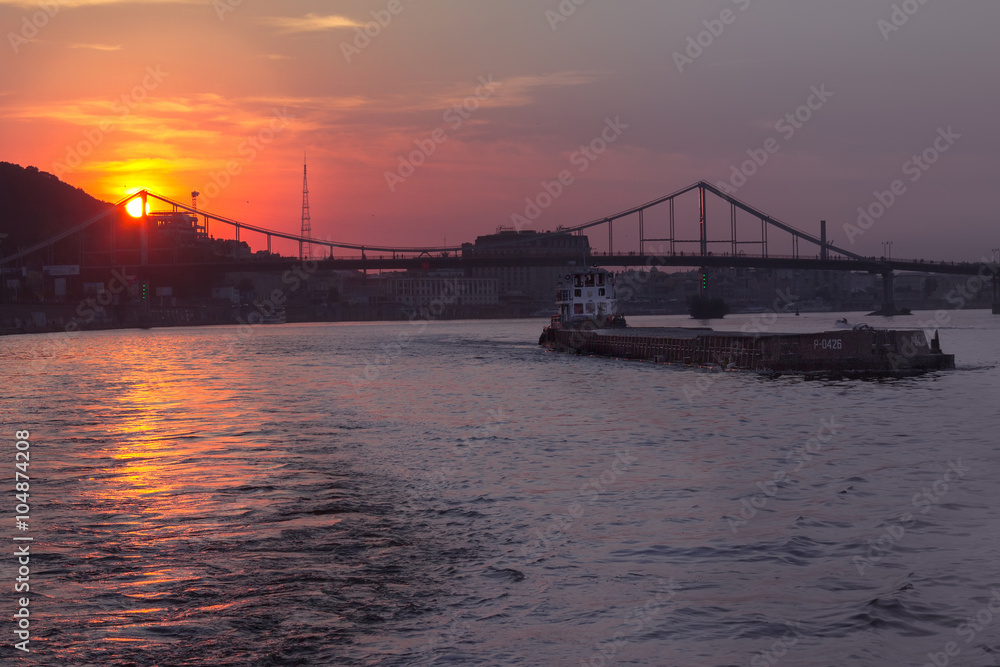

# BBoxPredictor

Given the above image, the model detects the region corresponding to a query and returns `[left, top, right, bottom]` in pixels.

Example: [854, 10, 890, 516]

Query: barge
[539, 269, 955, 376]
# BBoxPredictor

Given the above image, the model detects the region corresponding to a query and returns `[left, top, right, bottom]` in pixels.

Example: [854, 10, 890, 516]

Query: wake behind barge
[539, 269, 955, 376]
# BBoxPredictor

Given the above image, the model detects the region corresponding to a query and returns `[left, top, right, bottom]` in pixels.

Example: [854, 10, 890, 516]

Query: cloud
[0, 70, 596, 156]
[458, 72, 595, 110]
[260, 14, 363, 34]
[2, 93, 292, 142]
[74, 157, 213, 174]
[321, 72, 596, 119]
[68, 43, 123, 51]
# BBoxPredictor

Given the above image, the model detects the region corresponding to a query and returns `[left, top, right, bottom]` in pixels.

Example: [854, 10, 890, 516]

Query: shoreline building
[461, 229, 591, 314]
[378, 270, 498, 317]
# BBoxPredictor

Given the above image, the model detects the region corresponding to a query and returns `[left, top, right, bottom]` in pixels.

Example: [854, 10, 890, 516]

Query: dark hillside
[0, 162, 111, 256]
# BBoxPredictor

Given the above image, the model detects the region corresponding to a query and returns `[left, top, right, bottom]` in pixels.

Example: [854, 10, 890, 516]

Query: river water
[2, 309, 999, 666]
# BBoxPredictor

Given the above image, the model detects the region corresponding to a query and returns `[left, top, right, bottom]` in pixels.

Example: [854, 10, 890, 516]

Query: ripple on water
[6, 316, 1000, 665]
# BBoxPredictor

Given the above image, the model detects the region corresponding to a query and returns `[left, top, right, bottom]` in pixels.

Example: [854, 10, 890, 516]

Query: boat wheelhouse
[551, 268, 624, 329]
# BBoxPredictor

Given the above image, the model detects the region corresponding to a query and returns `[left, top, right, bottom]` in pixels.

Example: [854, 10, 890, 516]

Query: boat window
[574, 275, 583, 287]
[597, 274, 605, 286]
[574, 303, 584, 314]
[585, 302, 595, 313]
[574, 289, 582, 297]
[585, 274, 595, 287]
[598, 288, 605, 296]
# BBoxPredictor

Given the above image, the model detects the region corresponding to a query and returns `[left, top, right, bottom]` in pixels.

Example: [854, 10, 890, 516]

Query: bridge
[1, 182, 997, 315]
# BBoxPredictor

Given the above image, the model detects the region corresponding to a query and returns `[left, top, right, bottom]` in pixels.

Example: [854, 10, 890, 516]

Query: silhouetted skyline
[1, 1, 996, 260]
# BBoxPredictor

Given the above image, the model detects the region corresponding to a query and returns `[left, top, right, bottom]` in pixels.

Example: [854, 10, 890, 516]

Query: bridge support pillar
[993, 274, 1000, 315]
[698, 185, 707, 257]
[139, 190, 148, 267]
[879, 271, 896, 316]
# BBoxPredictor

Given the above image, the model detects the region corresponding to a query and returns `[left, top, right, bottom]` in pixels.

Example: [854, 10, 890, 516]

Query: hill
[0, 162, 111, 257]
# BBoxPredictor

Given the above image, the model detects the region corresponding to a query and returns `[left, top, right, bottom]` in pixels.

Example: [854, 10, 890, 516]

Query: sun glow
[126, 197, 150, 217]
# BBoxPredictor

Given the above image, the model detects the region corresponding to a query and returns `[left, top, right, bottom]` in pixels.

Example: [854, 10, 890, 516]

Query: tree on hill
[0, 162, 111, 258]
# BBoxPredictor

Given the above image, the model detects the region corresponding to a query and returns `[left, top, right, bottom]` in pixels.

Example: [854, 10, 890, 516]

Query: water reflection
[5, 316, 998, 665]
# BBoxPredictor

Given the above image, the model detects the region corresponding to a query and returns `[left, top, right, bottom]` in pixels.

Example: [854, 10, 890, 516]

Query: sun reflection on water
[58, 336, 299, 653]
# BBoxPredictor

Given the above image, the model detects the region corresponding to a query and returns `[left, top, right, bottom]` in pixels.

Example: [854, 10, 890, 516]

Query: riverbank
[0, 301, 522, 336]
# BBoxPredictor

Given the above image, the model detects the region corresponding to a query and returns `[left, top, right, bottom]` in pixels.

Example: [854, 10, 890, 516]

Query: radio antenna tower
[300, 152, 312, 260]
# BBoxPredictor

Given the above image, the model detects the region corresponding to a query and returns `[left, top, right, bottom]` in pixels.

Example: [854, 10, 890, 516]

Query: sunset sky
[1, 0, 997, 259]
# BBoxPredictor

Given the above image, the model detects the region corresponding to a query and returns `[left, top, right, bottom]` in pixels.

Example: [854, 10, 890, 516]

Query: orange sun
[125, 197, 150, 217]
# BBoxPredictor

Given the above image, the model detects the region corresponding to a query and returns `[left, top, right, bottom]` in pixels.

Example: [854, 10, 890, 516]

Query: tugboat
[540, 268, 955, 375]
[539, 268, 625, 346]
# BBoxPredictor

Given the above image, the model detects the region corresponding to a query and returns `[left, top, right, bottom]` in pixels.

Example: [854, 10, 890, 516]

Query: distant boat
[835, 318, 851, 328]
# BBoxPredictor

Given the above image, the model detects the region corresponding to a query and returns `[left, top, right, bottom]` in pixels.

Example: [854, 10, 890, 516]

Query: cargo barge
[539, 269, 955, 376]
